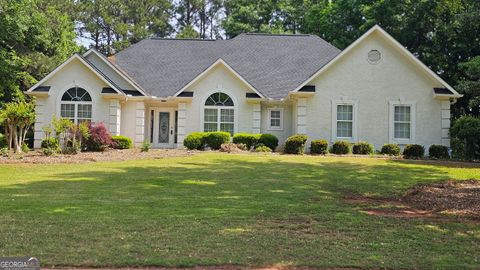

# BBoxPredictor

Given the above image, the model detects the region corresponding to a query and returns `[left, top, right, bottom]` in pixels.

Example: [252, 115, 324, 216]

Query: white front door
[151, 108, 175, 148]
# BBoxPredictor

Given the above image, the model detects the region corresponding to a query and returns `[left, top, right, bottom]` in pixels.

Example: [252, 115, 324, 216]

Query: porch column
[177, 102, 187, 147]
[109, 99, 121, 136]
[33, 98, 47, 149]
[296, 98, 307, 134]
[135, 102, 145, 144]
[441, 100, 451, 146]
[252, 103, 261, 134]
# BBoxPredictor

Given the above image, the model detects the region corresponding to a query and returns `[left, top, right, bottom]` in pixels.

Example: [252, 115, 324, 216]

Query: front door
[151, 108, 175, 148]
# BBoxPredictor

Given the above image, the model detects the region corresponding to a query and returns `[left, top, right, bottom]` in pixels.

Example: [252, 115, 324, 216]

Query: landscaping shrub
[380, 144, 401, 156]
[141, 141, 151, 152]
[41, 138, 59, 150]
[428, 145, 450, 159]
[220, 143, 242, 153]
[0, 147, 8, 157]
[254, 144, 272, 152]
[183, 132, 206, 150]
[21, 143, 29, 153]
[0, 133, 6, 148]
[284, 134, 308, 154]
[450, 138, 466, 160]
[111, 135, 133, 149]
[450, 116, 480, 160]
[310, 140, 328, 154]
[204, 132, 230, 150]
[258, 134, 279, 151]
[236, 143, 248, 151]
[232, 133, 258, 149]
[403, 144, 425, 159]
[352, 141, 374, 155]
[85, 122, 112, 152]
[331, 141, 350, 155]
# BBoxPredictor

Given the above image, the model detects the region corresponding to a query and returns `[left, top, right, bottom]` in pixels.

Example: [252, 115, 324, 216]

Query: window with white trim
[268, 108, 283, 130]
[204, 92, 235, 135]
[389, 101, 415, 144]
[393, 105, 411, 139]
[336, 104, 353, 138]
[60, 87, 92, 124]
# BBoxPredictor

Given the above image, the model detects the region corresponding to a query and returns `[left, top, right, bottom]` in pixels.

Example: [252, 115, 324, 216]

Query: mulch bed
[345, 179, 480, 222]
[0, 148, 195, 164]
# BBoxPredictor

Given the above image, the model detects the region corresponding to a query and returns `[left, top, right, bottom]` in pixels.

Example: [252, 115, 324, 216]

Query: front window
[268, 108, 283, 130]
[204, 92, 234, 135]
[336, 104, 353, 138]
[60, 87, 92, 124]
[394, 105, 411, 139]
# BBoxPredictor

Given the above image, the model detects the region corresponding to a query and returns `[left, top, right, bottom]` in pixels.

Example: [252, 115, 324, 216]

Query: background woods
[0, 0, 479, 116]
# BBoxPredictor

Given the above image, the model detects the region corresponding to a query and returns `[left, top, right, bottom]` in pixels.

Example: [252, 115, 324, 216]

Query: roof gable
[292, 25, 461, 98]
[174, 59, 265, 98]
[26, 54, 123, 95]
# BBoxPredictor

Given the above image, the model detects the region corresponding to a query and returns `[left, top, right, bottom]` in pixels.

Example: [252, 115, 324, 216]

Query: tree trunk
[12, 128, 20, 153]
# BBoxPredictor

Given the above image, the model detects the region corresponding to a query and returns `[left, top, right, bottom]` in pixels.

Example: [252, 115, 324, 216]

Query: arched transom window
[60, 87, 92, 124]
[204, 92, 234, 135]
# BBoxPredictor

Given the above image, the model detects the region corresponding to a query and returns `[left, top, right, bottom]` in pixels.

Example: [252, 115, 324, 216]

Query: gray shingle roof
[113, 33, 340, 99]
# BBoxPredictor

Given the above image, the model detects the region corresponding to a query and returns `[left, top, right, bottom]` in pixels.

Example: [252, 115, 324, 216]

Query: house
[26, 25, 462, 150]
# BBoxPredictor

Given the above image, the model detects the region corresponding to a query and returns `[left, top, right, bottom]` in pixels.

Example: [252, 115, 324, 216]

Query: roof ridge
[242, 33, 312, 37]
[149, 37, 218, 41]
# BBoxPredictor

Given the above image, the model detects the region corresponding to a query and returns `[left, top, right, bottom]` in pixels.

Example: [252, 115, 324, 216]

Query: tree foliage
[0, 101, 35, 153]
[0, 0, 78, 106]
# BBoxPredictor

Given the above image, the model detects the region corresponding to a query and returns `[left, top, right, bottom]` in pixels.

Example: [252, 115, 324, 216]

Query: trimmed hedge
[204, 132, 231, 150]
[111, 135, 133, 149]
[284, 134, 308, 154]
[258, 134, 279, 151]
[232, 133, 258, 149]
[183, 132, 206, 150]
[403, 144, 425, 159]
[331, 141, 350, 155]
[428, 144, 449, 159]
[352, 141, 374, 155]
[232, 133, 279, 151]
[310, 140, 328, 154]
[380, 144, 401, 156]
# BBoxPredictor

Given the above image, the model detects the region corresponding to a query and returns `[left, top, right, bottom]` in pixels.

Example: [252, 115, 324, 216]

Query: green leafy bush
[111, 135, 133, 149]
[232, 133, 258, 149]
[428, 145, 450, 159]
[352, 141, 374, 155]
[141, 141, 151, 152]
[0, 133, 6, 148]
[254, 144, 272, 152]
[450, 138, 466, 160]
[284, 134, 308, 154]
[183, 132, 206, 150]
[258, 134, 279, 151]
[1, 147, 8, 157]
[403, 144, 425, 159]
[204, 132, 230, 150]
[310, 140, 328, 154]
[331, 141, 350, 155]
[450, 116, 480, 159]
[380, 144, 401, 156]
[41, 138, 60, 152]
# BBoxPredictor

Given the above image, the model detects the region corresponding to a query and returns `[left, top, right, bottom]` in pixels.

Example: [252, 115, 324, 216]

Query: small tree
[0, 101, 36, 153]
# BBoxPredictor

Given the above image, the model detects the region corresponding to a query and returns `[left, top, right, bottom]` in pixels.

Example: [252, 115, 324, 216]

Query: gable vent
[367, 50, 382, 64]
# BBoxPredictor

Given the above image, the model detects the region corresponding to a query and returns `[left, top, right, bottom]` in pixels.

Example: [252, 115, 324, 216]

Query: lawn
[0, 153, 479, 269]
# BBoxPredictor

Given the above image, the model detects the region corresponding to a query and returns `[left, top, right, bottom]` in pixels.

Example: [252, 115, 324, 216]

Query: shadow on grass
[0, 155, 479, 268]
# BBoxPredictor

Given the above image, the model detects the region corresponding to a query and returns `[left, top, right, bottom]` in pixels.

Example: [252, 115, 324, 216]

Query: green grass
[0, 153, 479, 269]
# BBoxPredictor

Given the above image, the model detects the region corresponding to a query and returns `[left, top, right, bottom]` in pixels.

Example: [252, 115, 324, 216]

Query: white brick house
[26, 25, 461, 150]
